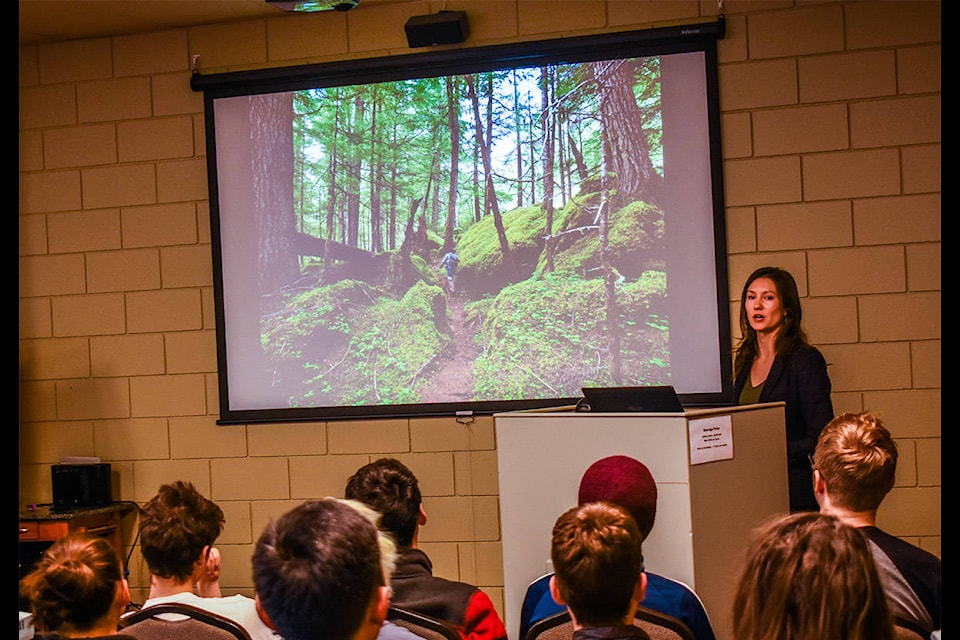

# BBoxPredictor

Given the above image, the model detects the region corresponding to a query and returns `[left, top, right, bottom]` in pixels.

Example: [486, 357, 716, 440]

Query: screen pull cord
[456, 410, 475, 426]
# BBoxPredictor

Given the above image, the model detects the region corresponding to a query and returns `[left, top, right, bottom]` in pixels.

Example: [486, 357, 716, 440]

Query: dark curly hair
[345, 458, 422, 547]
[253, 499, 384, 640]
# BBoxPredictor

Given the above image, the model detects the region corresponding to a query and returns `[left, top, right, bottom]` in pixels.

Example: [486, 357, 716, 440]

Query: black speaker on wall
[404, 10, 470, 48]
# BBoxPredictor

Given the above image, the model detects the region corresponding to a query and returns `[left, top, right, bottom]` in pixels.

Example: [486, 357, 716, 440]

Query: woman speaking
[733, 266, 833, 512]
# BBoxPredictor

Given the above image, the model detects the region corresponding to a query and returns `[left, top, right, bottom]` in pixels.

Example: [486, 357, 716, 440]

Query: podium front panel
[494, 404, 787, 640]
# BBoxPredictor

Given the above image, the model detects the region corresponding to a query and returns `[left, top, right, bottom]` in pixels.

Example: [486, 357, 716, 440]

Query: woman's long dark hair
[733, 267, 810, 377]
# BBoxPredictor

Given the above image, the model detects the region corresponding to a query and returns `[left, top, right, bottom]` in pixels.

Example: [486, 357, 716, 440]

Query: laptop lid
[576, 385, 684, 413]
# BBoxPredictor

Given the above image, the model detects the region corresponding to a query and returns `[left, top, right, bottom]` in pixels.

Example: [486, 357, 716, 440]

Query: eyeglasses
[808, 453, 816, 471]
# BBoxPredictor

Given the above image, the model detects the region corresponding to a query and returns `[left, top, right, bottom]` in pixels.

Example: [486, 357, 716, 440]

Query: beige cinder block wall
[19, 0, 940, 618]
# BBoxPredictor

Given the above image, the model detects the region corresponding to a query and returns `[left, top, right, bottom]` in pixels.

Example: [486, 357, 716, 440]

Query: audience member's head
[733, 512, 894, 640]
[20, 533, 130, 636]
[577, 455, 657, 539]
[253, 498, 388, 640]
[813, 411, 898, 513]
[549, 502, 646, 628]
[138, 480, 225, 582]
[345, 458, 423, 548]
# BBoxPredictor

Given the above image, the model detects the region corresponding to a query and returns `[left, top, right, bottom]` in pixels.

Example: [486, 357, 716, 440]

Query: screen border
[192, 18, 732, 424]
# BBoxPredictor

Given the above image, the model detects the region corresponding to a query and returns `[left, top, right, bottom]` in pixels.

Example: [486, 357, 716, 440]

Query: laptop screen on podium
[577, 385, 684, 413]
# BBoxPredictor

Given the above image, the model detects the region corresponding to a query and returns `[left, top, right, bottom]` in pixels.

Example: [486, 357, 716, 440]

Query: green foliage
[539, 197, 663, 279]
[261, 279, 381, 354]
[265, 56, 677, 408]
[409, 252, 433, 281]
[261, 276, 450, 408]
[472, 269, 669, 399]
[457, 203, 547, 272]
[310, 280, 449, 406]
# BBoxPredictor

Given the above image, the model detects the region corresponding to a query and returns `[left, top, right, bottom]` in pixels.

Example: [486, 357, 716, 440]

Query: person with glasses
[812, 412, 940, 638]
[547, 502, 651, 640]
[133, 481, 277, 640]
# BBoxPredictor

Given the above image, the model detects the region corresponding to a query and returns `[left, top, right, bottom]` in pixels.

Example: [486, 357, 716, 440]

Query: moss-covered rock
[450, 203, 548, 295]
[471, 269, 669, 400]
[542, 198, 664, 279]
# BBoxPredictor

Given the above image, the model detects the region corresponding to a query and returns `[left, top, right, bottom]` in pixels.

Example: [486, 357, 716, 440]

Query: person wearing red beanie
[519, 456, 716, 640]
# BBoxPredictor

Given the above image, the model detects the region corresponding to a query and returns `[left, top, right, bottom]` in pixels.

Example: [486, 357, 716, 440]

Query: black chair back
[387, 605, 462, 640]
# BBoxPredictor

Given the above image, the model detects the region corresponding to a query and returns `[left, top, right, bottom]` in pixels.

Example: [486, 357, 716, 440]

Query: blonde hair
[813, 412, 897, 512]
[733, 512, 894, 640]
[336, 497, 398, 589]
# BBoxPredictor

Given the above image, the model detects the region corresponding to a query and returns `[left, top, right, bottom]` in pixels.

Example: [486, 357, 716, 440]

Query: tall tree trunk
[592, 59, 662, 209]
[250, 92, 299, 298]
[529, 121, 537, 203]
[484, 73, 495, 220]
[541, 66, 556, 274]
[444, 76, 461, 252]
[345, 93, 364, 247]
[466, 73, 514, 272]
[557, 117, 568, 207]
[389, 124, 399, 250]
[472, 139, 481, 223]
[513, 69, 524, 208]
[322, 96, 341, 282]
[369, 89, 383, 253]
[596, 100, 623, 384]
[567, 131, 588, 183]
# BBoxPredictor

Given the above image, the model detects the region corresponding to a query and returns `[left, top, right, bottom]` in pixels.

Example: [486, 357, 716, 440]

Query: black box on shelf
[51, 463, 112, 508]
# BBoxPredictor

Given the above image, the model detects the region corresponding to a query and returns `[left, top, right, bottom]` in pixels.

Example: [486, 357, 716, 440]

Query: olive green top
[739, 374, 764, 406]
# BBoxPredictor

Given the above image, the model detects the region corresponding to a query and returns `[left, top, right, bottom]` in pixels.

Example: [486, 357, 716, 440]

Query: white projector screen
[192, 21, 732, 423]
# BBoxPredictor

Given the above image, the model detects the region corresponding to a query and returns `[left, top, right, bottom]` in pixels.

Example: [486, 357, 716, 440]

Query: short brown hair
[813, 412, 897, 512]
[550, 502, 644, 627]
[138, 480, 225, 582]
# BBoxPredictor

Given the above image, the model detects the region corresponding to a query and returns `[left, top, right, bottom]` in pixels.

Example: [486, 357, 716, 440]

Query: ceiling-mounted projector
[266, 0, 359, 12]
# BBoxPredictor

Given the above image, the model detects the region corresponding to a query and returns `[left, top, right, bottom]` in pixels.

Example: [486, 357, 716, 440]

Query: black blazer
[733, 345, 833, 511]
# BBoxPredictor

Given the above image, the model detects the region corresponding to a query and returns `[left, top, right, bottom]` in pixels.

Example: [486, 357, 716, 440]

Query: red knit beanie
[577, 455, 657, 538]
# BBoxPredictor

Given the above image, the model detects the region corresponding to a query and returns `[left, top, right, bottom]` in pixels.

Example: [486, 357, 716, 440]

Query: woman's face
[745, 276, 783, 336]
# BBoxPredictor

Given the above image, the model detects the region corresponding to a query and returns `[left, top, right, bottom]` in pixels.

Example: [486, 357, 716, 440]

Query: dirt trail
[419, 292, 483, 403]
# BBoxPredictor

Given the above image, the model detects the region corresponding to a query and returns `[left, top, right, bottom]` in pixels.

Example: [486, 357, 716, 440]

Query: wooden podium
[495, 403, 788, 640]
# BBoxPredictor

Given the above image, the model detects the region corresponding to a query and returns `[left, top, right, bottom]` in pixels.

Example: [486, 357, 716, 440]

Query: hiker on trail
[441, 251, 459, 293]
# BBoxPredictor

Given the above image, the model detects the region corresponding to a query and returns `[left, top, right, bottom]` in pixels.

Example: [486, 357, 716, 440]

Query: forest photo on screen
[211, 43, 725, 417]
